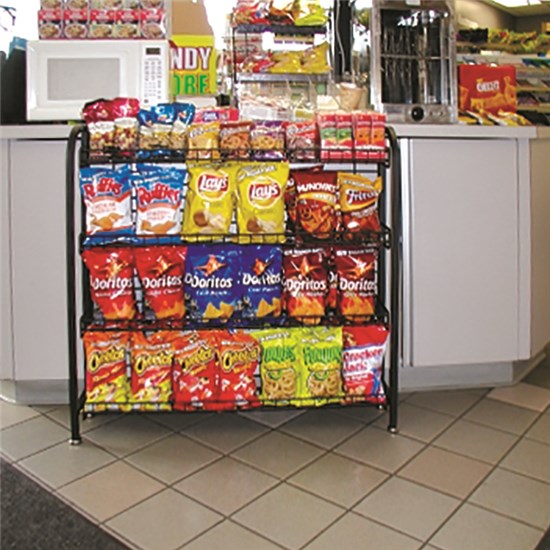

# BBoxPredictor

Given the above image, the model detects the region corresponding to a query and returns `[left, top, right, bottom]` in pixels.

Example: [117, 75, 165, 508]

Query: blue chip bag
[80, 166, 133, 245]
[184, 244, 240, 321]
[171, 103, 196, 150]
[241, 245, 283, 319]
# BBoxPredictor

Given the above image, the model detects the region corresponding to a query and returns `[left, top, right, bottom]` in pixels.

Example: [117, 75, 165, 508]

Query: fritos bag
[251, 328, 299, 406]
[182, 163, 236, 239]
[130, 331, 174, 409]
[335, 247, 377, 322]
[80, 167, 133, 240]
[294, 169, 338, 239]
[235, 162, 289, 243]
[84, 331, 130, 410]
[184, 244, 240, 321]
[338, 172, 382, 237]
[133, 165, 186, 236]
[134, 246, 186, 320]
[283, 248, 327, 325]
[343, 325, 388, 404]
[299, 327, 343, 406]
[241, 245, 282, 320]
[172, 331, 219, 411]
[82, 248, 137, 320]
[215, 330, 261, 409]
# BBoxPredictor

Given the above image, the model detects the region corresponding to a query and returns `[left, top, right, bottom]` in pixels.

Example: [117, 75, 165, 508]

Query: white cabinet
[403, 138, 522, 367]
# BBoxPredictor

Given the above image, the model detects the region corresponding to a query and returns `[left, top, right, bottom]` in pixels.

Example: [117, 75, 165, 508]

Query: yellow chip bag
[183, 163, 236, 240]
[235, 162, 289, 243]
[187, 121, 220, 161]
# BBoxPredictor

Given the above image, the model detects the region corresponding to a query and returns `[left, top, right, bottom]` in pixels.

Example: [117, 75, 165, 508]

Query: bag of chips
[342, 325, 388, 404]
[220, 121, 252, 160]
[82, 99, 114, 151]
[250, 121, 285, 160]
[235, 162, 289, 243]
[215, 330, 261, 409]
[299, 327, 343, 406]
[84, 331, 130, 411]
[241, 245, 282, 320]
[250, 328, 300, 406]
[170, 103, 196, 150]
[338, 172, 382, 238]
[111, 97, 140, 150]
[82, 248, 137, 320]
[150, 103, 177, 149]
[283, 248, 327, 325]
[134, 246, 186, 320]
[187, 121, 220, 161]
[286, 121, 318, 161]
[182, 163, 236, 239]
[80, 167, 133, 242]
[130, 331, 174, 409]
[184, 244, 240, 321]
[325, 248, 338, 310]
[335, 247, 377, 322]
[172, 331, 219, 410]
[294, 169, 338, 239]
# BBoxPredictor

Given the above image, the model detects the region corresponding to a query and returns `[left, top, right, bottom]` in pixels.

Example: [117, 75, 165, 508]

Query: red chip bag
[286, 121, 318, 161]
[335, 248, 377, 322]
[82, 248, 136, 320]
[131, 331, 174, 405]
[134, 246, 186, 320]
[172, 331, 219, 411]
[343, 325, 389, 404]
[215, 330, 260, 410]
[283, 248, 327, 325]
[325, 248, 338, 310]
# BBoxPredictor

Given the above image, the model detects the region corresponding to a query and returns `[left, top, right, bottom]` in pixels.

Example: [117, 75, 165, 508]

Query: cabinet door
[406, 138, 519, 367]
[10, 140, 71, 381]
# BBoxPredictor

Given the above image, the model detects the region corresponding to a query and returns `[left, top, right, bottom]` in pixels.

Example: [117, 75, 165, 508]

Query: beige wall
[456, 0, 515, 29]
[516, 15, 550, 33]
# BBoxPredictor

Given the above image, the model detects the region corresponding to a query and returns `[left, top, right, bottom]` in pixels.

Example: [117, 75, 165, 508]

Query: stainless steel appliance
[370, 0, 457, 123]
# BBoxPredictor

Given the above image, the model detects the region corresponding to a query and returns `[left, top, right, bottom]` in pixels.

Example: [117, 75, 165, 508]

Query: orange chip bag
[187, 121, 220, 161]
[235, 162, 289, 243]
[335, 247, 377, 322]
[130, 331, 174, 408]
[84, 331, 130, 408]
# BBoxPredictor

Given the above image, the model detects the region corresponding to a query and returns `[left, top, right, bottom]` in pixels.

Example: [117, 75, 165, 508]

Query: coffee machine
[370, 0, 457, 123]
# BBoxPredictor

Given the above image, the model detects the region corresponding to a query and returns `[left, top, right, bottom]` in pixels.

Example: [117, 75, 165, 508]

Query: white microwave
[26, 40, 169, 121]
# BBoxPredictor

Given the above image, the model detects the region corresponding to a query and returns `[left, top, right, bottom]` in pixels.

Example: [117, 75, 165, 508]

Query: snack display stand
[65, 123, 402, 444]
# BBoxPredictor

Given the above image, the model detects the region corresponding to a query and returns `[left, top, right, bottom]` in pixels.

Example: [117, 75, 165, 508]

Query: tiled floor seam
[466, 501, 547, 532]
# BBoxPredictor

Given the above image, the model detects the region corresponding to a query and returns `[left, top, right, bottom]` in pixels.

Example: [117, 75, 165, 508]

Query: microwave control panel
[141, 45, 168, 107]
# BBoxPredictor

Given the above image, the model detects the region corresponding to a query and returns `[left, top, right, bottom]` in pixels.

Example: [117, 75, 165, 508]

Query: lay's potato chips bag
[235, 162, 289, 243]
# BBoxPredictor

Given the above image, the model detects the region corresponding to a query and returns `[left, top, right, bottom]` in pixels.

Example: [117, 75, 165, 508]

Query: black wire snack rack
[66, 125, 403, 444]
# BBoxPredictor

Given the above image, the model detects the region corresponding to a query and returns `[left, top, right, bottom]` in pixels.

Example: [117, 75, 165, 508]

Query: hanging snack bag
[182, 163, 236, 239]
[294, 169, 338, 239]
[132, 165, 185, 237]
[235, 162, 289, 243]
[82, 99, 115, 151]
[83, 247, 136, 320]
[137, 108, 156, 151]
[342, 325, 389, 404]
[134, 246, 186, 320]
[80, 166, 133, 240]
[193, 107, 239, 124]
[151, 103, 176, 149]
[326, 248, 338, 310]
[250, 328, 300, 406]
[170, 103, 196, 150]
[84, 331, 130, 410]
[241, 245, 282, 319]
[352, 111, 371, 160]
[215, 330, 261, 409]
[220, 121, 252, 160]
[299, 326, 343, 406]
[316, 112, 337, 161]
[130, 331, 174, 409]
[250, 121, 285, 160]
[283, 248, 327, 325]
[172, 330, 219, 410]
[338, 172, 382, 237]
[187, 121, 220, 161]
[286, 121, 318, 161]
[184, 244, 240, 321]
[335, 247, 377, 322]
[336, 112, 353, 160]
[112, 97, 140, 150]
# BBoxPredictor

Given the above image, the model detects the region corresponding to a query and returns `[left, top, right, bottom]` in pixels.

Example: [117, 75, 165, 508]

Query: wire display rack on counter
[65, 125, 403, 444]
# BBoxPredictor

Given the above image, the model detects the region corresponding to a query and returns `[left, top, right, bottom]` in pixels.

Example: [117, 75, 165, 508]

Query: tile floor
[1, 376, 550, 550]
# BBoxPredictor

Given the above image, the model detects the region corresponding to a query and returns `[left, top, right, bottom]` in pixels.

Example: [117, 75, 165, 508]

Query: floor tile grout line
[466, 500, 548, 533]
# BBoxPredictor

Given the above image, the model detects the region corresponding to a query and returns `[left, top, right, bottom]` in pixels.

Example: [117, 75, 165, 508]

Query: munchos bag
[342, 325, 388, 404]
[134, 246, 186, 320]
[172, 331, 219, 411]
[335, 247, 377, 322]
[84, 331, 130, 408]
[82, 248, 136, 320]
[283, 248, 327, 325]
[184, 244, 240, 321]
[241, 245, 282, 319]
[130, 331, 174, 408]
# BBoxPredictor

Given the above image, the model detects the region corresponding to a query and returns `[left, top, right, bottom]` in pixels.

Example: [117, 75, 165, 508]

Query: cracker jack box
[170, 0, 216, 97]
[458, 64, 517, 115]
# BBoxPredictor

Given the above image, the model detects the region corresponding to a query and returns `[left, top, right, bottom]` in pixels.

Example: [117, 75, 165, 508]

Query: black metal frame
[66, 125, 402, 443]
